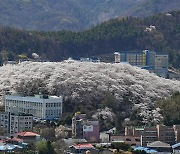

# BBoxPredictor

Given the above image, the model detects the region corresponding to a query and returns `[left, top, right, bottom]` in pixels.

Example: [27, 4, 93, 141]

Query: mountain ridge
[0, 0, 179, 31]
[0, 11, 179, 68]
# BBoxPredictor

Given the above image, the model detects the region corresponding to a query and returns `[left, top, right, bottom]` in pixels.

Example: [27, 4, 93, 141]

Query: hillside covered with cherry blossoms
[0, 61, 180, 127]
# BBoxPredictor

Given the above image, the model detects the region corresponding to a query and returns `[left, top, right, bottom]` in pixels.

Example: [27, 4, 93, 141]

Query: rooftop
[147, 141, 171, 148]
[172, 143, 180, 149]
[16, 132, 40, 137]
[5, 94, 62, 100]
[134, 146, 158, 153]
[71, 143, 95, 149]
[6, 137, 23, 142]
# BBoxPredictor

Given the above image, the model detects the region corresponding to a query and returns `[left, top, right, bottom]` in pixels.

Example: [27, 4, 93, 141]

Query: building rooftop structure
[72, 143, 95, 150]
[6, 137, 23, 143]
[0, 143, 23, 151]
[133, 146, 158, 153]
[15, 132, 40, 137]
[172, 143, 180, 149]
[15, 131, 41, 143]
[147, 141, 171, 148]
[69, 143, 98, 154]
[147, 141, 172, 153]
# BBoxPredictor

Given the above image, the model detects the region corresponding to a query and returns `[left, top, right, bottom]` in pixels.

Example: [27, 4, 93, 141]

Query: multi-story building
[115, 51, 146, 66]
[0, 112, 33, 135]
[72, 113, 86, 139]
[4, 94, 63, 119]
[83, 120, 100, 142]
[72, 113, 100, 142]
[114, 50, 169, 78]
[154, 54, 169, 78]
[125, 125, 180, 146]
[0, 112, 9, 134]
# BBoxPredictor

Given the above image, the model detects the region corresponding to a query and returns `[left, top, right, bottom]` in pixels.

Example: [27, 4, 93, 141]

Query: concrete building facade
[4, 94, 63, 119]
[154, 54, 168, 78]
[0, 112, 33, 135]
[125, 125, 180, 146]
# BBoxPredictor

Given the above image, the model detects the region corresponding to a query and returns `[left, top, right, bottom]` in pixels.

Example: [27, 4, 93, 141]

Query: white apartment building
[4, 94, 63, 119]
[0, 112, 33, 135]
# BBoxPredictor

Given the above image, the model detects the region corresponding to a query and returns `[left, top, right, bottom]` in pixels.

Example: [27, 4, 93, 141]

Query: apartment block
[0, 112, 33, 135]
[116, 51, 146, 66]
[125, 125, 180, 146]
[4, 94, 63, 119]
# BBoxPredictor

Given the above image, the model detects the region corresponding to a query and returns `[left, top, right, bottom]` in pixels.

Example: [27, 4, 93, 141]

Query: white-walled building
[4, 94, 63, 119]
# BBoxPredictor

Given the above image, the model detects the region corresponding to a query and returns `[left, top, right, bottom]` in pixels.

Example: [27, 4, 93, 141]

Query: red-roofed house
[15, 131, 41, 143]
[69, 143, 98, 154]
[5, 137, 23, 145]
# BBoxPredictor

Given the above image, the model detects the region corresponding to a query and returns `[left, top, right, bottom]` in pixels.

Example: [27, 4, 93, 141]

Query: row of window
[6, 102, 61, 109]
[46, 103, 61, 107]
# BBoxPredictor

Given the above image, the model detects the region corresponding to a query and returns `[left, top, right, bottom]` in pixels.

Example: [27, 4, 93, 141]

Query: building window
[126, 138, 131, 141]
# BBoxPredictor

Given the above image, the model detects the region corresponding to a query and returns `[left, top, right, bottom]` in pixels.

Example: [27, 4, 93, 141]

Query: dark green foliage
[19, 142, 36, 154]
[132, 150, 147, 154]
[101, 91, 116, 109]
[58, 114, 73, 126]
[156, 92, 180, 125]
[36, 140, 56, 154]
[63, 115, 73, 125]
[111, 142, 131, 151]
[0, 11, 180, 68]
[40, 127, 55, 141]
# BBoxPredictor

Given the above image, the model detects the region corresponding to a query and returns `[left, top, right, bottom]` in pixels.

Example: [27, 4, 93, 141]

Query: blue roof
[134, 146, 158, 153]
[0, 144, 23, 151]
[172, 143, 180, 149]
[0, 144, 14, 151]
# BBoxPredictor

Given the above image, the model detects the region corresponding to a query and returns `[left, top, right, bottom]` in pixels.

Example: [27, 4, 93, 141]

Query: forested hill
[128, 0, 180, 17]
[0, 0, 179, 31]
[0, 11, 180, 68]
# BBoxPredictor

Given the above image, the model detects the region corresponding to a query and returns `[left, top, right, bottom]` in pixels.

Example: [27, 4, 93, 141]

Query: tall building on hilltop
[114, 50, 168, 78]
[115, 51, 146, 66]
[154, 54, 168, 78]
[4, 94, 63, 119]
